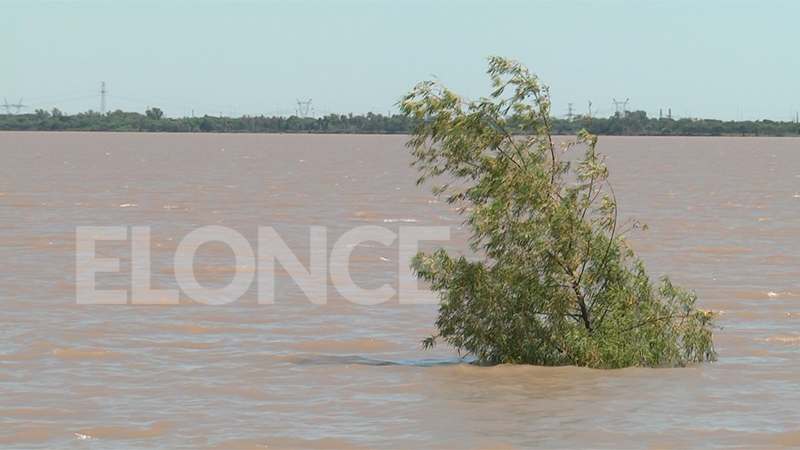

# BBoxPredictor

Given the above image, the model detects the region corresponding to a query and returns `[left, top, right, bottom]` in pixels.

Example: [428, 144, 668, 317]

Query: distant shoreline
[2, 109, 799, 137]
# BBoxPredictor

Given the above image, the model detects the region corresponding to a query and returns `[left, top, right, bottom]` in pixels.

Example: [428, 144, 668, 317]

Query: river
[1, 132, 799, 448]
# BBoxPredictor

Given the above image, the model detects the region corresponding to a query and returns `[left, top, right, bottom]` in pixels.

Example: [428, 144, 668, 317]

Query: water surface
[1, 132, 799, 448]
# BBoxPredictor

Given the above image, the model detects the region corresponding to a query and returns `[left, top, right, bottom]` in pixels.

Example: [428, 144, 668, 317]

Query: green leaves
[402, 56, 717, 368]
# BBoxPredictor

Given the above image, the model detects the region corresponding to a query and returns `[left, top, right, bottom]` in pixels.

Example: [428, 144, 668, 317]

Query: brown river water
[1, 132, 800, 448]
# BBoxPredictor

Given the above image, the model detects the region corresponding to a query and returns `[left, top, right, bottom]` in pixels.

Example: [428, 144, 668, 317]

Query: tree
[400, 56, 716, 368]
[145, 107, 164, 120]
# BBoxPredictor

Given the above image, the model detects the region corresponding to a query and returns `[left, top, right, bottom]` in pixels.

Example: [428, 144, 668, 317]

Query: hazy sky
[1, 1, 798, 120]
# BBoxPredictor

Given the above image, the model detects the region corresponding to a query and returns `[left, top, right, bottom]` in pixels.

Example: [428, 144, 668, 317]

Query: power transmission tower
[100, 82, 107, 114]
[1, 98, 10, 115]
[613, 98, 629, 118]
[296, 99, 313, 118]
[566, 102, 575, 121]
[9, 98, 25, 114]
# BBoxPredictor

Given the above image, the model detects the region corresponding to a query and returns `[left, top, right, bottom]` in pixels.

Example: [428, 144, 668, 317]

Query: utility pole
[613, 98, 629, 118]
[100, 82, 107, 114]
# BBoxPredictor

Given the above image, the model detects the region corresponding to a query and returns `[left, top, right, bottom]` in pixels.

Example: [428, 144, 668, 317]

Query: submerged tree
[400, 57, 716, 368]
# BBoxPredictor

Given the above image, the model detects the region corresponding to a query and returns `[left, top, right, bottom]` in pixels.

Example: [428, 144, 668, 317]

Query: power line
[23, 88, 98, 103]
[26, 94, 99, 108]
[112, 88, 237, 111]
[107, 90, 240, 116]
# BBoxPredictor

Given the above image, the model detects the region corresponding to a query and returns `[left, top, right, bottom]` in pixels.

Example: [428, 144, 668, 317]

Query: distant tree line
[553, 110, 800, 137]
[0, 108, 413, 134]
[1, 107, 799, 136]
